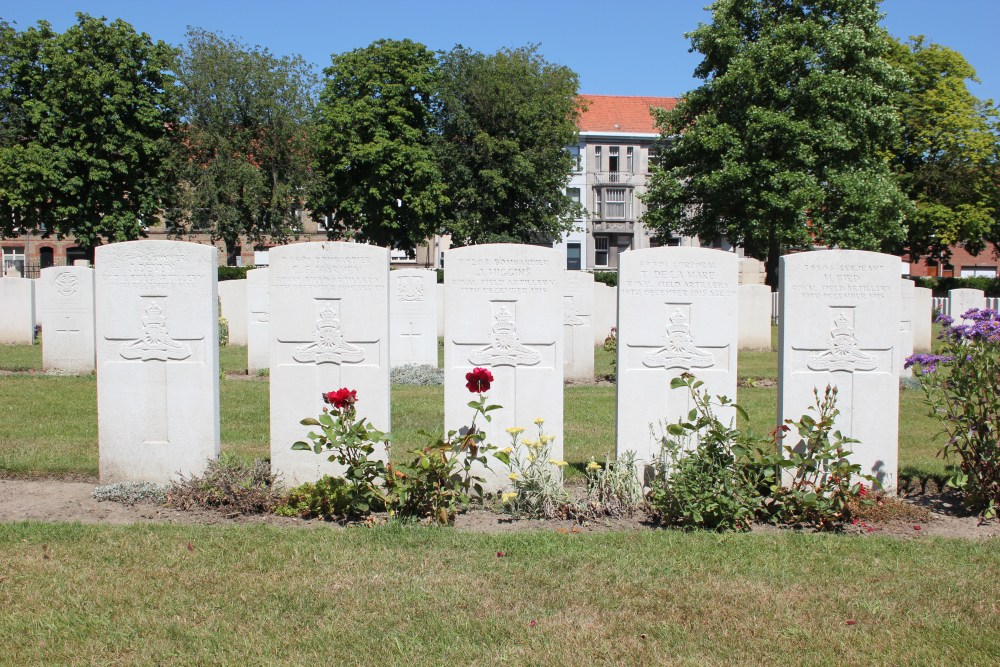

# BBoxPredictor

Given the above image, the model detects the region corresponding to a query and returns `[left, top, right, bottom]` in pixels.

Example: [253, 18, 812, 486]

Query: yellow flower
[548, 458, 558, 465]
[502, 447, 513, 454]
[540, 435, 554, 445]
[527, 454, 535, 463]
[505, 427, 525, 435]
[586, 461, 602, 472]
[523, 439, 540, 449]
[534, 417, 545, 426]
[501, 492, 517, 503]
[556, 460, 568, 467]
[508, 472, 519, 481]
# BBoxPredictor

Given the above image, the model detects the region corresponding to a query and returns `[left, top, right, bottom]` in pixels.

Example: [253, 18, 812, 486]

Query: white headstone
[738, 284, 772, 351]
[218, 279, 248, 346]
[73, 259, 91, 267]
[593, 282, 617, 346]
[778, 250, 900, 492]
[738, 257, 766, 285]
[0, 277, 35, 344]
[564, 271, 595, 382]
[947, 288, 986, 322]
[617, 247, 739, 470]
[39, 266, 95, 373]
[95, 240, 220, 483]
[436, 283, 445, 339]
[912, 287, 933, 353]
[444, 244, 564, 490]
[246, 268, 269, 373]
[269, 242, 390, 486]
[899, 279, 915, 378]
[390, 269, 438, 367]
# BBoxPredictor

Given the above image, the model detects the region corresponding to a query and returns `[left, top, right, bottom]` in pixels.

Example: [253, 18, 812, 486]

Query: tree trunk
[765, 232, 780, 289]
[225, 239, 239, 267]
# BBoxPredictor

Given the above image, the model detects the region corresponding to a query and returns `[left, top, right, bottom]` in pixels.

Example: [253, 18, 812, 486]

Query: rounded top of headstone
[269, 241, 389, 261]
[445, 243, 561, 261]
[619, 245, 740, 271]
[95, 239, 217, 262]
[779, 248, 900, 269]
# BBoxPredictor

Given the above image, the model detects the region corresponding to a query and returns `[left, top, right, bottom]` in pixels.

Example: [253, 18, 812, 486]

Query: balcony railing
[594, 171, 634, 185]
[592, 220, 634, 234]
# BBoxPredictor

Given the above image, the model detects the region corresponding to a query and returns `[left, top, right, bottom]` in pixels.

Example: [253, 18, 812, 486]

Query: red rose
[323, 388, 357, 409]
[465, 367, 494, 393]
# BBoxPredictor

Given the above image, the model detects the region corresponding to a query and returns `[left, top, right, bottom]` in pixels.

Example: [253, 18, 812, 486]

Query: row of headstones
[6, 241, 984, 494]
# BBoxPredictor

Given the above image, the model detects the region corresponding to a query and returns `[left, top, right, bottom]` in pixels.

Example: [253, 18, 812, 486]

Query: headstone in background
[246, 268, 270, 373]
[778, 250, 900, 492]
[444, 244, 563, 490]
[95, 240, 220, 483]
[39, 266, 95, 373]
[0, 277, 35, 344]
[218, 279, 248, 346]
[616, 247, 739, 472]
[563, 271, 595, 382]
[738, 257, 766, 285]
[436, 283, 445, 341]
[912, 286, 933, 353]
[593, 282, 617, 347]
[899, 279, 915, 379]
[269, 242, 390, 486]
[390, 268, 438, 367]
[947, 288, 986, 322]
[738, 284, 772, 351]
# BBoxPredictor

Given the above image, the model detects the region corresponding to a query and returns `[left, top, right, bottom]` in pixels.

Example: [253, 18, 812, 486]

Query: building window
[605, 188, 627, 219]
[2, 246, 25, 276]
[567, 243, 581, 270]
[567, 145, 582, 171]
[594, 189, 602, 218]
[608, 146, 620, 174]
[647, 147, 658, 171]
[39, 247, 54, 269]
[390, 248, 416, 263]
[595, 237, 609, 267]
[626, 147, 634, 173]
[594, 146, 601, 172]
[961, 266, 997, 278]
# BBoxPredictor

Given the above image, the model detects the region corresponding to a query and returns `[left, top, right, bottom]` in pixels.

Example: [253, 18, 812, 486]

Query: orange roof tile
[577, 94, 678, 134]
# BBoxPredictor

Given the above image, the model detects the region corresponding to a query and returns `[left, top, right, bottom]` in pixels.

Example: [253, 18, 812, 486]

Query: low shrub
[498, 420, 571, 519]
[592, 271, 617, 287]
[218, 266, 251, 281]
[584, 451, 644, 517]
[275, 476, 354, 520]
[92, 481, 168, 505]
[166, 456, 283, 514]
[390, 364, 444, 385]
[218, 317, 229, 346]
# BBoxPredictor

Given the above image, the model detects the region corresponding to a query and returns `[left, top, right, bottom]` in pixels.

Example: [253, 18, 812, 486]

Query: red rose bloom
[465, 367, 494, 393]
[323, 388, 357, 409]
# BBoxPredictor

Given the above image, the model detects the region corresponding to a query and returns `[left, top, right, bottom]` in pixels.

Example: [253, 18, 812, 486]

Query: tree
[0, 14, 179, 256]
[888, 36, 999, 264]
[643, 0, 910, 286]
[175, 28, 316, 265]
[436, 45, 583, 245]
[310, 39, 447, 251]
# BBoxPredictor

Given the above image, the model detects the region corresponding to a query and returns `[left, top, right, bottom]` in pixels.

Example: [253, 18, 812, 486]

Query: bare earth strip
[1, 478, 997, 539]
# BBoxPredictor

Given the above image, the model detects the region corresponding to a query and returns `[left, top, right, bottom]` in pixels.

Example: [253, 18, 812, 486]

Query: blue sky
[2, 0, 998, 103]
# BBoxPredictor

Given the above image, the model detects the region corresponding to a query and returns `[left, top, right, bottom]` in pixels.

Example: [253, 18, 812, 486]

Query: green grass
[0, 522, 997, 665]
[0, 341, 41, 371]
[0, 334, 950, 480]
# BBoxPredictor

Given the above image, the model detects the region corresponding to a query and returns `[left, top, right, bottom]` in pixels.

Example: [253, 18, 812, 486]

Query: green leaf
[291, 441, 311, 451]
[300, 417, 322, 426]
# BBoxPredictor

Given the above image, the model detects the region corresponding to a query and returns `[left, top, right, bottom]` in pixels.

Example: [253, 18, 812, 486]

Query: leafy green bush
[219, 266, 251, 281]
[275, 476, 354, 520]
[498, 421, 571, 519]
[914, 275, 1000, 297]
[592, 271, 617, 287]
[218, 317, 229, 346]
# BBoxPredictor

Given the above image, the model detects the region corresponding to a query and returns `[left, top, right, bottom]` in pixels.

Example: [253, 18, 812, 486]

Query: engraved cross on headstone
[399, 320, 423, 359]
[622, 303, 731, 417]
[788, 307, 894, 436]
[453, 302, 556, 428]
[275, 297, 380, 399]
[562, 295, 588, 363]
[106, 296, 202, 446]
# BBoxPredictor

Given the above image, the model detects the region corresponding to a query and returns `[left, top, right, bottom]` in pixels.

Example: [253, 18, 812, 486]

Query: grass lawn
[0, 340, 948, 481]
[0, 522, 996, 665]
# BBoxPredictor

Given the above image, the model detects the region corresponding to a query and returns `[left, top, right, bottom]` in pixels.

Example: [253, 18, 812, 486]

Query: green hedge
[218, 266, 252, 281]
[592, 271, 618, 287]
[914, 276, 1000, 297]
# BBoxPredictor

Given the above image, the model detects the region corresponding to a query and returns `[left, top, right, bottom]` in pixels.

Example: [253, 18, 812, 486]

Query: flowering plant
[292, 388, 391, 517]
[906, 308, 1000, 517]
[496, 419, 570, 518]
[392, 367, 502, 523]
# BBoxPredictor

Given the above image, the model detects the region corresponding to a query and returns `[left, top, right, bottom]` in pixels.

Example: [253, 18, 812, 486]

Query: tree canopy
[436, 45, 583, 245]
[643, 0, 910, 285]
[0, 13, 179, 254]
[310, 39, 447, 251]
[888, 36, 1000, 264]
[174, 28, 317, 264]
